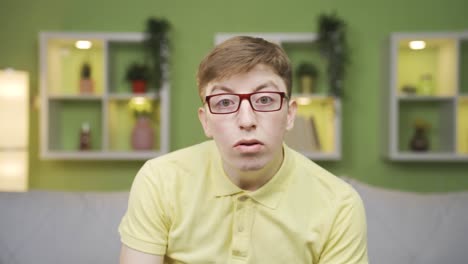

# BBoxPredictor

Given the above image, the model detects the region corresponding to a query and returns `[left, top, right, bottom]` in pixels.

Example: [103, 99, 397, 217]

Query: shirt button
[238, 195, 249, 202]
[232, 250, 247, 257]
[238, 225, 244, 232]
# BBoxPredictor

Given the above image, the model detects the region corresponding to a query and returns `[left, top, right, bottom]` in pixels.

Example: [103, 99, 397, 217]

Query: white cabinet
[39, 32, 170, 160]
[387, 31, 468, 161]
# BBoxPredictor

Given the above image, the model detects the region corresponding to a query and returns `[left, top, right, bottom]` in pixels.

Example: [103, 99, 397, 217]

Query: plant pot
[132, 80, 147, 93]
[131, 116, 154, 150]
[80, 78, 94, 94]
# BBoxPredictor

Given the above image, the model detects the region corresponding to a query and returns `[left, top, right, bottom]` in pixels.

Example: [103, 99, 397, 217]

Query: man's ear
[286, 99, 297, 131]
[198, 106, 212, 138]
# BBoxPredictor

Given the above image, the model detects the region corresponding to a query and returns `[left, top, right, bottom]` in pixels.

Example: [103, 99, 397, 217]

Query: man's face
[198, 64, 296, 172]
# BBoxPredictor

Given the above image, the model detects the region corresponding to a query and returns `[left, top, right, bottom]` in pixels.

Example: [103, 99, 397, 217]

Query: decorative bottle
[409, 121, 429, 152]
[79, 122, 91, 150]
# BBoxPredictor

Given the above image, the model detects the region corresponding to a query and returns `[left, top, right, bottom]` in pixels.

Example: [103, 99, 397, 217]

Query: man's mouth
[234, 139, 264, 153]
[235, 139, 263, 147]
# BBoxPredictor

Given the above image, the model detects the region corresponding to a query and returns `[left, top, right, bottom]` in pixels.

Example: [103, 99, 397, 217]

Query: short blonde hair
[197, 36, 292, 100]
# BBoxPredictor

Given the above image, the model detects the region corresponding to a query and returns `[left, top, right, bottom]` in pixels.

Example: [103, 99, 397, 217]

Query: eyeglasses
[205, 91, 288, 114]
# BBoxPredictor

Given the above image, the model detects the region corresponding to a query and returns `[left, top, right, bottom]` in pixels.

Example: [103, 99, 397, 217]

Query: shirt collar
[211, 141, 295, 209]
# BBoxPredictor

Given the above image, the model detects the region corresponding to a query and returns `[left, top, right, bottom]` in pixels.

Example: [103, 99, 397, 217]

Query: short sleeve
[318, 187, 369, 264]
[118, 161, 171, 255]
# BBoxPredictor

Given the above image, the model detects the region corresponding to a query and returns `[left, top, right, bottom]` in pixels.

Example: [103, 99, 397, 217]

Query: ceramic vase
[131, 116, 154, 150]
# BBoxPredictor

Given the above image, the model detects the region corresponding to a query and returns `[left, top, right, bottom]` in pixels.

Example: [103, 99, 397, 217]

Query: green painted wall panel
[1, 0, 468, 192]
[49, 100, 102, 151]
[460, 41, 468, 94]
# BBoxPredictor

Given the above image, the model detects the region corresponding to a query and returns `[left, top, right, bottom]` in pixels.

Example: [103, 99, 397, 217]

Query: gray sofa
[347, 178, 468, 264]
[1, 178, 468, 264]
[0, 191, 128, 264]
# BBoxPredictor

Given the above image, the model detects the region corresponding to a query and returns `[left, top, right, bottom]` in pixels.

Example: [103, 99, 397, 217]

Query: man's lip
[234, 139, 264, 147]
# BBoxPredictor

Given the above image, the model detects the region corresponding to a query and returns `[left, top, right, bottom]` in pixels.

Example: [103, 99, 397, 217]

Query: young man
[119, 36, 368, 264]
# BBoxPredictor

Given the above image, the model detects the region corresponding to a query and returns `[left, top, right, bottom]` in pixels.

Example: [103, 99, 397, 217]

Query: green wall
[1, 0, 467, 192]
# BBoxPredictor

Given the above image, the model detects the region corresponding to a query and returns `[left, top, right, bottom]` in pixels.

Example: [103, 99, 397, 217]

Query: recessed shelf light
[75, 40, 92, 49]
[409, 40, 426, 50]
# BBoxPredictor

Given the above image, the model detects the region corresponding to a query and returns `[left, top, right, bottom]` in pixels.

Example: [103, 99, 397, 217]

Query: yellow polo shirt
[119, 140, 368, 263]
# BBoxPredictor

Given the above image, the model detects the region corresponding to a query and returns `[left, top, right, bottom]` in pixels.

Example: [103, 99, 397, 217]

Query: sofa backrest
[0, 191, 129, 264]
[2, 180, 468, 264]
[346, 178, 468, 264]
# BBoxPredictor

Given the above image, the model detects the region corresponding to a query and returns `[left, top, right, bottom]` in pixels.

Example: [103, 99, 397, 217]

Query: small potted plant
[79, 62, 94, 94]
[297, 63, 319, 94]
[125, 62, 151, 93]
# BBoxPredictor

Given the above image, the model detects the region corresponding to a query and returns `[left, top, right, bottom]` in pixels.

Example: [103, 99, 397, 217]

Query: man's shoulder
[287, 147, 359, 202]
[145, 140, 217, 174]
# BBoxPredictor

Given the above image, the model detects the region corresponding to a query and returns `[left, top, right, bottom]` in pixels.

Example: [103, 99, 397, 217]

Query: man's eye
[218, 99, 233, 107]
[258, 96, 273, 104]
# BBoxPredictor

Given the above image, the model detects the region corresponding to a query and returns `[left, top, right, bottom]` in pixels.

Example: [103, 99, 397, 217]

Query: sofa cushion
[346, 178, 468, 264]
[0, 191, 128, 264]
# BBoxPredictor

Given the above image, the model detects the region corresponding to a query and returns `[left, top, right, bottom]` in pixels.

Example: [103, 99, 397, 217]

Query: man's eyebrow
[210, 80, 279, 94]
[211, 85, 233, 93]
[254, 81, 279, 92]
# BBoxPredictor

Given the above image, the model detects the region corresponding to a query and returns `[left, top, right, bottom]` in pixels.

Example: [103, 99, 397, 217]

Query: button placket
[237, 196, 246, 233]
[231, 195, 254, 260]
[238, 195, 249, 202]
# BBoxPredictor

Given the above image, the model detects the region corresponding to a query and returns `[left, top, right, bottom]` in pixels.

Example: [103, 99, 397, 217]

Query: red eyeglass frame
[205, 91, 288, 114]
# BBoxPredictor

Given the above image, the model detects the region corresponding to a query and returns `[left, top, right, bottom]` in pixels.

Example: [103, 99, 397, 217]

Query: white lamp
[0, 69, 29, 192]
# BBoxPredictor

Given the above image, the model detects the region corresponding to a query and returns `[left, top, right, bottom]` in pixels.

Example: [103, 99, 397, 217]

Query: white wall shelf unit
[387, 31, 468, 161]
[39, 32, 170, 160]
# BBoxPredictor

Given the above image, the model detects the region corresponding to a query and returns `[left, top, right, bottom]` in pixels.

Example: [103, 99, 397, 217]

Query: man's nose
[237, 99, 257, 130]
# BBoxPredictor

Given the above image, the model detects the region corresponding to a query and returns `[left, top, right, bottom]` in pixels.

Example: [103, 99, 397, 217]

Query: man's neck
[222, 150, 284, 191]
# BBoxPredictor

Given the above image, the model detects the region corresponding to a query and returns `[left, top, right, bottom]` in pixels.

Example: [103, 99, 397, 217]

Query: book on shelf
[284, 115, 321, 152]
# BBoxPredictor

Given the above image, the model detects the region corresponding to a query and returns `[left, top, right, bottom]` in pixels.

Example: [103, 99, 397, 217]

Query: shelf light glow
[409, 40, 426, 50]
[129, 96, 152, 115]
[296, 96, 312, 105]
[75, 40, 92, 49]
[131, 96, 147, 105]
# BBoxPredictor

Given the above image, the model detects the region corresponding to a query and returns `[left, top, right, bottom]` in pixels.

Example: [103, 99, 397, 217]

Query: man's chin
[236, 160, 266, 172]
[224, 152, 268, 171]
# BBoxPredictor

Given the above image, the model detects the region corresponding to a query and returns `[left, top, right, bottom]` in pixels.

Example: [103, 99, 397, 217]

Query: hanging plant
[317, 12, 349, 97]
[144, 17, 170, 91]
